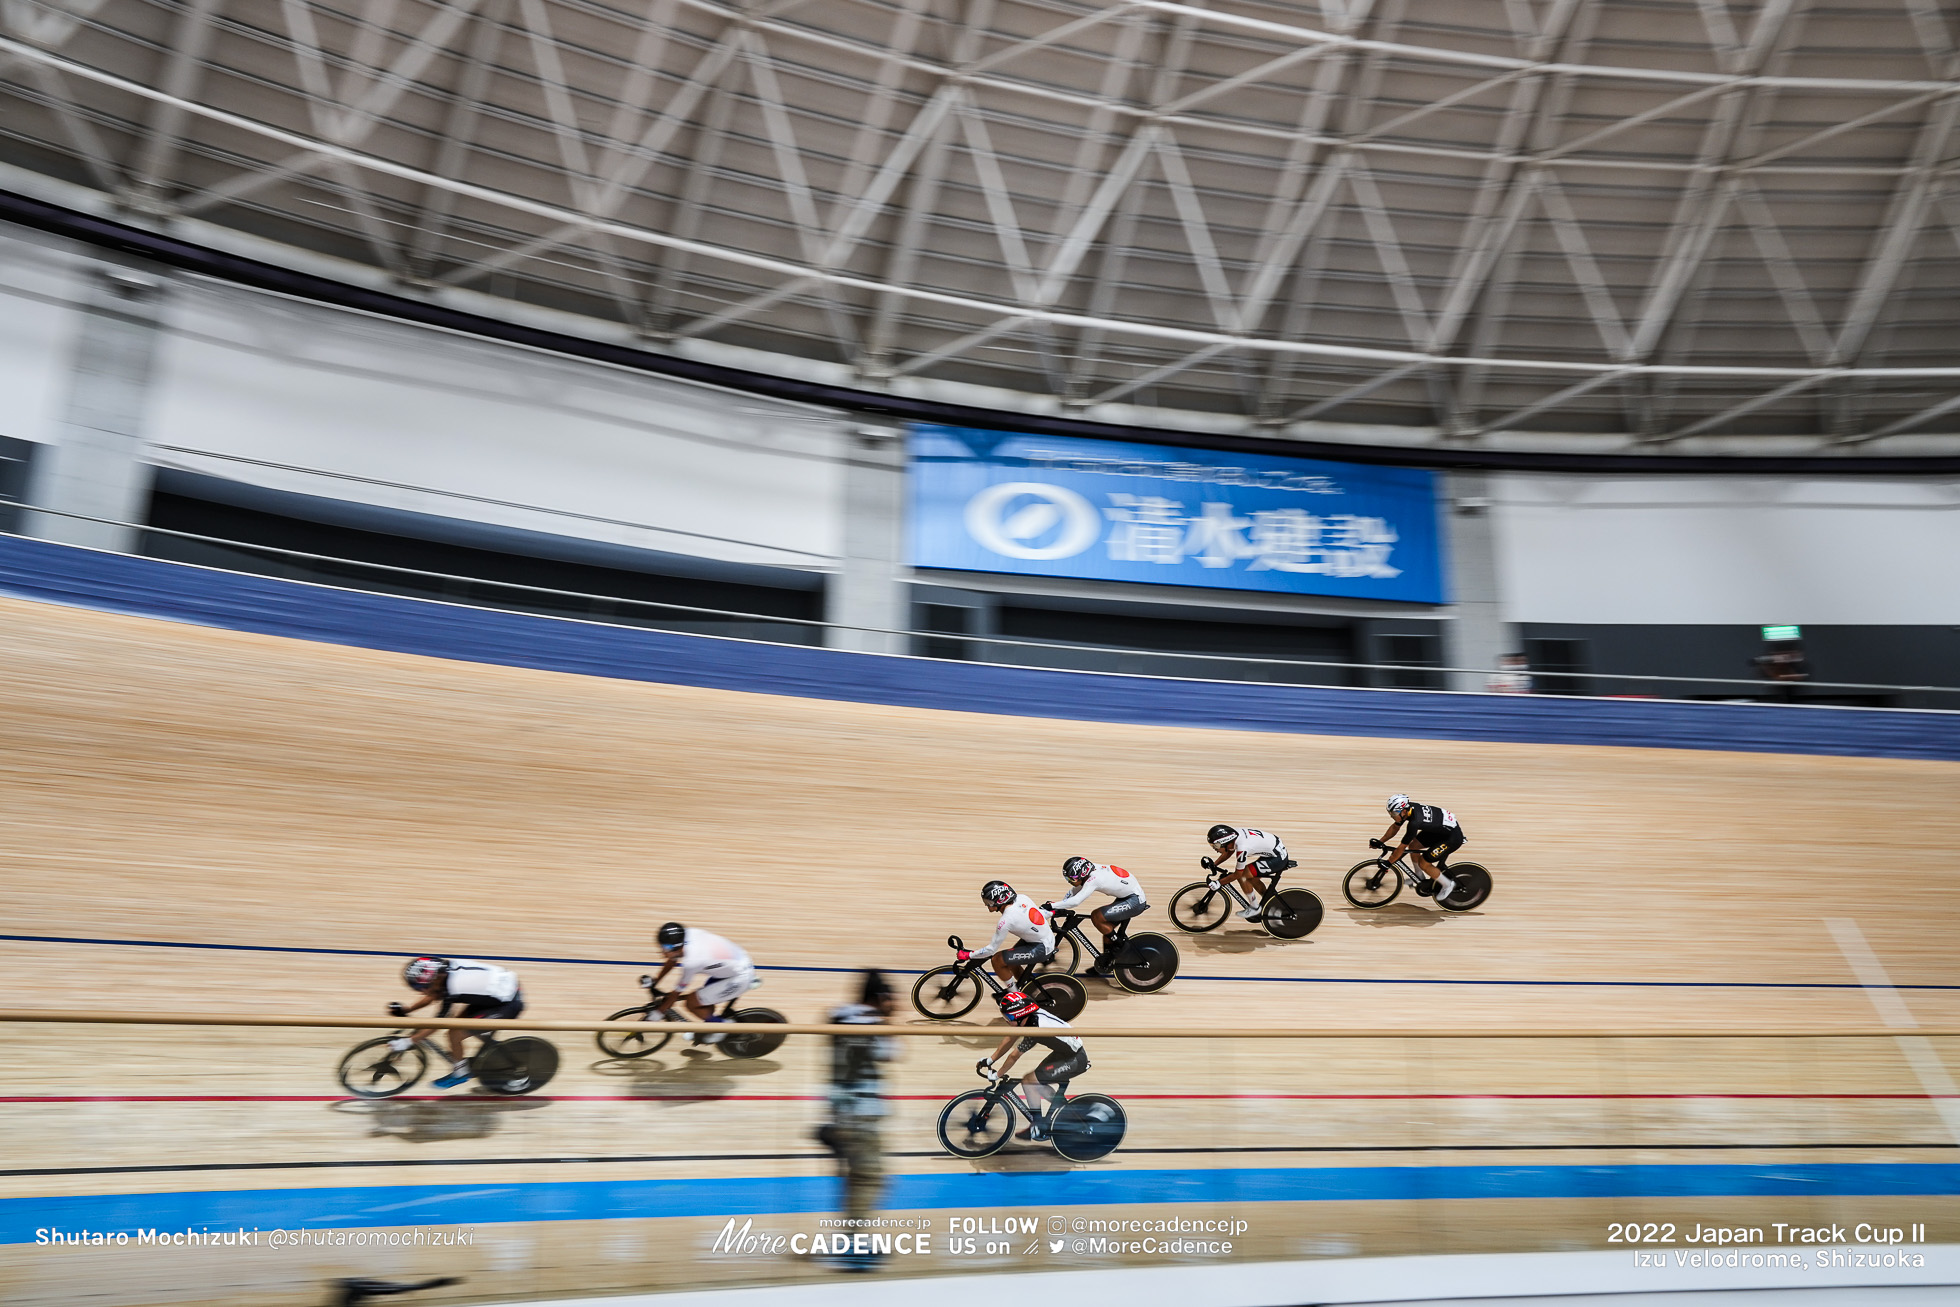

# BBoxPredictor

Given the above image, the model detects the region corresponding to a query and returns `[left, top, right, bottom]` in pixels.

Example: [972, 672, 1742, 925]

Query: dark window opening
[141, 492, 824, 644]
[917, 604, 971, 660]
[1525, 637, 1591, 695]
[1378, 632, 1444, 690]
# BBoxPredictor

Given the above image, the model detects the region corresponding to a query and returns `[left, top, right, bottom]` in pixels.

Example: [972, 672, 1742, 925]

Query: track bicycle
[1342, 842, 1493, 911]
[936, 1072, 1126, 1162]
[911, 934, 1087, 1021]
[337, 1027, 560, 1098]
[1167, 856, 1323, 938]
[595, 978, 789, 1060]
[1033, 906, 1179, 993]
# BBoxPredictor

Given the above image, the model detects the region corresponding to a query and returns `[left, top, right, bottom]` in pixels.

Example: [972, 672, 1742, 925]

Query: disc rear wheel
[1050, 1093, 1127, 1161]
[1262, 888, 1324, 939]
[476, 1036, 558, 1095]
[1029, 973, 1086, 1020]
[1112, 933, 1179, 993]
[720, 1007, 787, 1059]
[1438, 863, 1492, 911]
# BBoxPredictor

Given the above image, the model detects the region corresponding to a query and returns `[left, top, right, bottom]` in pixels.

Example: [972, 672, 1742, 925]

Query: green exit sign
[1761, 625, 1802, 641]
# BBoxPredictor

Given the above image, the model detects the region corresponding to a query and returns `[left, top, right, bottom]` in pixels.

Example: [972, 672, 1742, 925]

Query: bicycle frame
[965, 1076, 1059, 1134]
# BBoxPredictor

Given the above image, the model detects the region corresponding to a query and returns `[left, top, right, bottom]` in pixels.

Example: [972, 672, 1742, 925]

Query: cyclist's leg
[998, 941, 1047, 985]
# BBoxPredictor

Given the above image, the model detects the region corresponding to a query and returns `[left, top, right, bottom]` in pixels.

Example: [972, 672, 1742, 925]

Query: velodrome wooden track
[2, 594, 1957, 1304]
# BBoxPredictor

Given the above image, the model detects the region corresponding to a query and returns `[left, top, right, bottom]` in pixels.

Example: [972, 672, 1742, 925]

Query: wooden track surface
[0, 595, 1955, 1303]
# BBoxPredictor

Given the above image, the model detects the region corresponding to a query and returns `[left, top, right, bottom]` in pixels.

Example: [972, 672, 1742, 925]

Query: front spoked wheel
[937, 1089, 1015, 1157]
[1438, 863, 1493, 911]
[1031, 933, 1081, 976]
[912, 965, 984, 1020]
[597, 1004, 673, 1059]
[1262, 888, 1324, 939]
[337, 1036, 428, 1098]
[1112, 933, 1179, 993]
[1168, 881, 1231, 933]
[1343, 859, 1404, 908]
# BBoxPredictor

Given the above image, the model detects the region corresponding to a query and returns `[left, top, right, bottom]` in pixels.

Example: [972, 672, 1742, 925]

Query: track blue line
[5, 933, 1956, 991]
[7, 1164, 1960, 1243]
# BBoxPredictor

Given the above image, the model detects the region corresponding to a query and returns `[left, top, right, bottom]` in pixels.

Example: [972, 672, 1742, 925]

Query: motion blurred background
[0, 0, 1957, 1304]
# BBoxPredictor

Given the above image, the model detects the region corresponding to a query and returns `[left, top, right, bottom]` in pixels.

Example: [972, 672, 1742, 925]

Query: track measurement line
[6, 932, 1958, 991]
[1828, 917, 1960, 1147]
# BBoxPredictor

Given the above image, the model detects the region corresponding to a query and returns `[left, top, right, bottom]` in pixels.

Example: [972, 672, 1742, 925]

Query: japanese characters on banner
[908, 425, 1446, 604]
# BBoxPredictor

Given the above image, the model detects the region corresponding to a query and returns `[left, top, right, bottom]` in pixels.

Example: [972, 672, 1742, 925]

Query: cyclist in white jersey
[392, 956, 524, 1089]
[959, 880, 1056, 984]
[1203, 824, 1290, 920]
[1045, 857, 1149, 977]
[650, 922, 757, 1044]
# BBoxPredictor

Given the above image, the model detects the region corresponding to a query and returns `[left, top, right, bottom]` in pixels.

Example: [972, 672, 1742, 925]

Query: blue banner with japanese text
[908, 425, 1446, 604]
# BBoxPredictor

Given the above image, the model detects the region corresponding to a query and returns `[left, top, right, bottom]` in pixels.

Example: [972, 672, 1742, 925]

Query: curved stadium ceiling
[3, 0, 1960, 454]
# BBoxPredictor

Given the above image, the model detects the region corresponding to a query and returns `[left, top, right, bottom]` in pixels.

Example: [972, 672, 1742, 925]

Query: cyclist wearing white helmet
[1376, 794, 1466, 901]
[1045, 856, 1148, 977]
[648, 921, 756, 1046]
[977, 987, 1089, 1143]
[389, 956, 524, 1089]
[958, 880, 1055, 984]
[1203, 824, 1289, 921]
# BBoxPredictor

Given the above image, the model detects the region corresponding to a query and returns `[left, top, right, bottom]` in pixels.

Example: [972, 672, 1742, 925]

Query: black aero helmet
[1206, 824, 1237, 848]
[1062, 856, 1095, 886]
[981, 880, 1016, 910]
[657, 922, 686, 949]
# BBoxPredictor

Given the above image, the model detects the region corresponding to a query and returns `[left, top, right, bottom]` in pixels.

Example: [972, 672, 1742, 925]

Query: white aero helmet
[1386, 793, 1413, 817]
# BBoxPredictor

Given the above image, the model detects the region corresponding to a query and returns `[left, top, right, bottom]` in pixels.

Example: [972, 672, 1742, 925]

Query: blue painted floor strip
[9, 1164, 1960, 1244]
[4, 932, 1956, 992]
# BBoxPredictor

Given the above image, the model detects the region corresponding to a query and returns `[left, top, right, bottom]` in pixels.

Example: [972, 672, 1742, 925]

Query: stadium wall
[0, 532, 1949, 762]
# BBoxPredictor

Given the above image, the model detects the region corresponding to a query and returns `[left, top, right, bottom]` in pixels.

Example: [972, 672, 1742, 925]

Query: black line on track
[6, 933, 1957, 991]
[10, 1142, 1956, 1179]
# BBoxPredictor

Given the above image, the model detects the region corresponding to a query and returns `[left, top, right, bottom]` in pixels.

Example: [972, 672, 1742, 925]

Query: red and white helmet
[996, 988, 1041, 1021]
[402, 956, 447, 991]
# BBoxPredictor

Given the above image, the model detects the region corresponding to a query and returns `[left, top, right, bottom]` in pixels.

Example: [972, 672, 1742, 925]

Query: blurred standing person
[824, 969, 898, 1272]
[1486, 652, 1533, 695]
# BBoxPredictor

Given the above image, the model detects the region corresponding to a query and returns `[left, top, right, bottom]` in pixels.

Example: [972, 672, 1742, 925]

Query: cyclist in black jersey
[978, 989, 1089, 1143]
[1377, 794, 1466, 901]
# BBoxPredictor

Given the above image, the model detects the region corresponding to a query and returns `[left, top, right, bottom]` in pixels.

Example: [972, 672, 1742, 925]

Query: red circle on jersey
[1113, 866, 1130, 878]
[1028, 909, 1045, 926]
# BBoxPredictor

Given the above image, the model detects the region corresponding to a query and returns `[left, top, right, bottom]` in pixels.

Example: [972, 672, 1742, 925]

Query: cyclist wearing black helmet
[1376, 794, 1464, 901]
[1046, 857, 1148, 977]
[1203, 824, 1289, 921]
[648, 922, 756, 1045]
[977, 988, 1089, 1143]
[390, 956, 524, 1089]
[956, 880, 1055, 984]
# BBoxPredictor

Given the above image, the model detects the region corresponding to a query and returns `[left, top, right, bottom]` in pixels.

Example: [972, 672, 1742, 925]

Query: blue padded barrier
[7, 1163, 1960, 1242]
[0, 533, 1953, 762]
